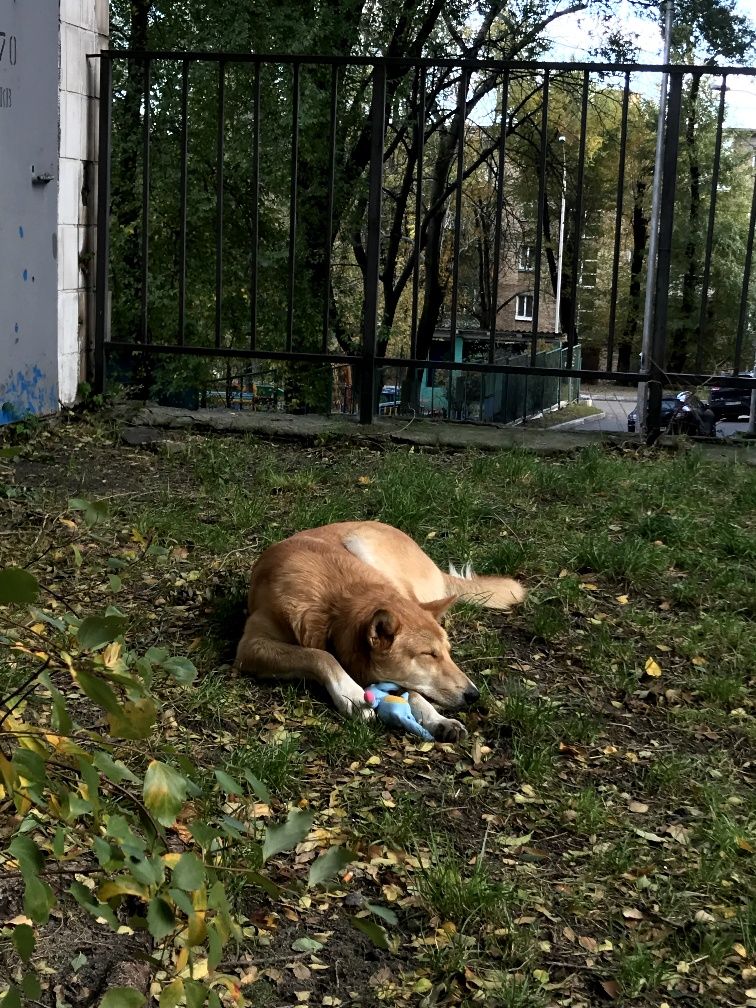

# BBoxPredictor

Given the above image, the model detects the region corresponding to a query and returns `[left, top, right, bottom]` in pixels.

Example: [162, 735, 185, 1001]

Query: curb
[550, 410, 606, 431]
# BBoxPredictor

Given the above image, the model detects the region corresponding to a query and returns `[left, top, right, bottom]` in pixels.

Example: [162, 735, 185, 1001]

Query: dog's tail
[445, 562, 527, 611]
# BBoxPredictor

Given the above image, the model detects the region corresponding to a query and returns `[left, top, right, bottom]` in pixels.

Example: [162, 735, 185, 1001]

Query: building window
[515, 293, 534, 321]
[518, 244, 536, 271]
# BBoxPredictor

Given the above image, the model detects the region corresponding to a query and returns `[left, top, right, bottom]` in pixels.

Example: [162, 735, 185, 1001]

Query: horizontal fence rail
[93, 51, 756, 425]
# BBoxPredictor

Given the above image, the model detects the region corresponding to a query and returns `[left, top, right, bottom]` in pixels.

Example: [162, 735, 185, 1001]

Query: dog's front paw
[333, 683, 375, 722]
[432, 717, 467, 743]
[353, 703, 376, 722]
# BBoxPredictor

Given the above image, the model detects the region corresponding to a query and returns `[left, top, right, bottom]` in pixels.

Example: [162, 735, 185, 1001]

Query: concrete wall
[59, 0, 108, 405]
[0, 0, 108, 426]
[0, 2, 59, 423]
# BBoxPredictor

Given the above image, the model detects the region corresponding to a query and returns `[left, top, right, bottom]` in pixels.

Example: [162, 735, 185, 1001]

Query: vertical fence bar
[139, 58, 151, 343]
[410, 65, 426, 360]
[696, 77, 727, 373]
[286, 61, 301, 353]
[449, 68, 468, 363]
[177, 59, 189, 345]
[489, 71, 509, 365]
[651, 71, 683, 374]
[214, 61, 226, 349]
[94, 54, 113, 395]
[531, 69, 550, 364]
[359, 64, 386, 425]
[250, 61, 261, 350]
[566, 69, 589, 368]
[606, 71, 630, 372]
[734, 157, 756, 373]
[322, 64, 339, 353]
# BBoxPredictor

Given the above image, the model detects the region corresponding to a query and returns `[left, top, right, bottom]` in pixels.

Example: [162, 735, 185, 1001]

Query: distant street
[558, 393, 750, 438]
[573, 395, 633, 432]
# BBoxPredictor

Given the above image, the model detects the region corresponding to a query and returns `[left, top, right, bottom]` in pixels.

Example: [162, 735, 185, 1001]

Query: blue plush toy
[364, 682, 435, 741]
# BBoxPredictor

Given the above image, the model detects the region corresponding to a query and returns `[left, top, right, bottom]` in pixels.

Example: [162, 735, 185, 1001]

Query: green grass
[528, 402, 602, 428]
[225, 735, 303, 797]
[1, 418, 754, 1008]
[486, 684, 558, 781]
[415, 846, 516, 927]
[566, 786, 611, 834]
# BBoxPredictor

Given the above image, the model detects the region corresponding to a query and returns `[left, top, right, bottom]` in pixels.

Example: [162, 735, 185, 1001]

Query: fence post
[651, 71, 683, 381]
[359, 64, 386, 425]
[644, 70, 683, 441]
[94, 53, 113, 396]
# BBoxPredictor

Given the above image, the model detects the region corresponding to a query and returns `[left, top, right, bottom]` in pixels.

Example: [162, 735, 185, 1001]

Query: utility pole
[638, 0, 673, 438]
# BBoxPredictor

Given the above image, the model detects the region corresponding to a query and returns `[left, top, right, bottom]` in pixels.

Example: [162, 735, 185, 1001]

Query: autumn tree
[106, 0, 756, 406]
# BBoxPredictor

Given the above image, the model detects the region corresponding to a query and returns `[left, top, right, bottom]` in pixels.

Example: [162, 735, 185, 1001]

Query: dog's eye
[422, 650, 439, 659]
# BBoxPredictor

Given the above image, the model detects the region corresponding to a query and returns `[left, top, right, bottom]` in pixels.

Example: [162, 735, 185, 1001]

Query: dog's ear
[420, 594, 458, 621]
[367, 609, 399, 651]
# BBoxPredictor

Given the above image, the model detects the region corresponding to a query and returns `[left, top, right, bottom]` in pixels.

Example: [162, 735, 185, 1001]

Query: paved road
[561, 396, 750, 438]
[577, 395, 633, 432]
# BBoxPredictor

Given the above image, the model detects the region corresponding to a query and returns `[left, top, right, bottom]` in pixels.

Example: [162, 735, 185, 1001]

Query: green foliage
[0, 567, 39, 605]
[0, 500, 358, 1006]
[105, 0, 755, 396]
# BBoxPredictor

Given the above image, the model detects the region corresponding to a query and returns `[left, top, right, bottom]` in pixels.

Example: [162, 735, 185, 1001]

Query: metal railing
[93, 51, 756, 426]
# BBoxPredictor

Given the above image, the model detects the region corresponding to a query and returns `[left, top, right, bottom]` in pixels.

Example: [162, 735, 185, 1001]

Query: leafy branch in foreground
[0, 538, 358, 1008]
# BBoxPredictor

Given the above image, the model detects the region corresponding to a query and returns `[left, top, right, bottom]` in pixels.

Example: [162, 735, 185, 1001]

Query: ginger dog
[235, 521, 525, 741]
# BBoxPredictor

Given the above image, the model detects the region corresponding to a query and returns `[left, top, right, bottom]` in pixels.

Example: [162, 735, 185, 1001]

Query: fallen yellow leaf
[628, 800, 649, 814]
[622, 907, 645, 919]
[644, 657, 662, 677]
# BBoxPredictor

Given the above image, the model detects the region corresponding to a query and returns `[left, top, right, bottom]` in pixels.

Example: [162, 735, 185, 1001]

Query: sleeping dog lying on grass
[235, 521, 526, 741]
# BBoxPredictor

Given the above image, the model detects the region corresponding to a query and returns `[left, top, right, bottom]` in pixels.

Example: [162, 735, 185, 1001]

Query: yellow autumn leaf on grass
[616, 594, 629, 605]
[644, 658, 662, 677]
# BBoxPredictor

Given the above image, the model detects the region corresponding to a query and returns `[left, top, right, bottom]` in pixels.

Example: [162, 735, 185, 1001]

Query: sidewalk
[114, 401, 755, 465]
[579, 382, 637, 401]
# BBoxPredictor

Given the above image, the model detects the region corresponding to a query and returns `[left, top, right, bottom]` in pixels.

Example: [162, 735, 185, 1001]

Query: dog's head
[359, 596, 479, 709]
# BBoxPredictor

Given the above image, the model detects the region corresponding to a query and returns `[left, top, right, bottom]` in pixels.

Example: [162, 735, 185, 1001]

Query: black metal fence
[93, 51, 756, 425]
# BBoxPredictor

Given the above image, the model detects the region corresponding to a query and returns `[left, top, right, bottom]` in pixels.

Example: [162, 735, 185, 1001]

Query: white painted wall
[58, 0, 109, 405]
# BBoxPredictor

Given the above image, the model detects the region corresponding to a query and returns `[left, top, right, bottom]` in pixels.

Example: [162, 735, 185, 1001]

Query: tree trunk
[111, 1, 152, 345]
[616, 180, 648, 375]
[401, 128, 457, 404]
[668, 75, 701, 373]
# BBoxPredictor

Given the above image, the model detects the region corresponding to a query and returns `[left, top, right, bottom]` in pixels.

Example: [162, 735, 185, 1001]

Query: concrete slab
[113, 402, 756, 464]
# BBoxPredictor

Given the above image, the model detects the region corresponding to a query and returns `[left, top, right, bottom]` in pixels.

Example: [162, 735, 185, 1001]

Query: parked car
[707, 374, 754, 421]
[377, 384, 448, 417]
[627, 392, 716, 436]
[378, 385, 401, 415]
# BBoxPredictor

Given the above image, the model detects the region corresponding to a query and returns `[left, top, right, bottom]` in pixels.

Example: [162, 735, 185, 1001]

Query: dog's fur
[235, 521, 526, 740]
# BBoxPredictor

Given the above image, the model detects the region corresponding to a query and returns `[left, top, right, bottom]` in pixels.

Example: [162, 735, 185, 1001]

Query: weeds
[415, 843, 516, 927]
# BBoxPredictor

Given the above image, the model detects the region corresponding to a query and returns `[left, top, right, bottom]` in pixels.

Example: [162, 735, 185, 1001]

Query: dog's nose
[463, 685, 480, 705]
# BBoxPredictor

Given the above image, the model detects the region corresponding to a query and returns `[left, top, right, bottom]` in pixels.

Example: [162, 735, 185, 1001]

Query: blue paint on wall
[22, 269, 28, 281]
[18, 226, 24, 238]
[0, 366, 57, 425]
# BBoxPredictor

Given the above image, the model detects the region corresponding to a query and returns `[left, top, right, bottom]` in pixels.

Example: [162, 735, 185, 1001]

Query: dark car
[708, 374, 754, 421]
[627, 393, 716, 436]
[627, 396, 680, 433]
[378, 385, 401, 415]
